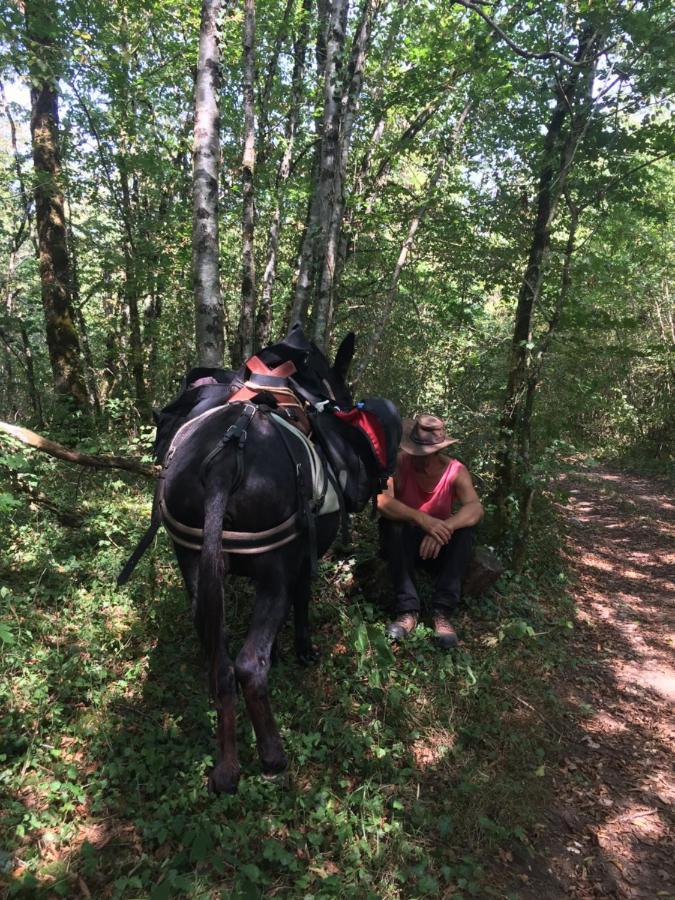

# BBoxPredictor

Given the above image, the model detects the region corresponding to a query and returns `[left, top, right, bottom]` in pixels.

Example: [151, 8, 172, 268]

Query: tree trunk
[237, 0, 258, 365]
[511, 200, 580, 571]
[290, 0, 349, 328]
[313, 0, 377, 349]
[65, 190, 101, 416]
[25, 1, 88, 409]
[101, 292, 119, 403]
[492, 25, 600, 531]
[19, 320, 44, 426]
[256, 0, 312, 348]
[193, 0, 225, 367]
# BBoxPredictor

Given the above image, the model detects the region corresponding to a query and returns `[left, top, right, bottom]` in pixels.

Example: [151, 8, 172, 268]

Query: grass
[0, 455, 577, 898]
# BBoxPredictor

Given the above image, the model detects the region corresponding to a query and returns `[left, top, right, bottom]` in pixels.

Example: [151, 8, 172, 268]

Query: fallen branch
[0, 421, 158, 478]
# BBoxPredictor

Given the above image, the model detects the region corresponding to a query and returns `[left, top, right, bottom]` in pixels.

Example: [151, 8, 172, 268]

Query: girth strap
[267, 413, 322, 576]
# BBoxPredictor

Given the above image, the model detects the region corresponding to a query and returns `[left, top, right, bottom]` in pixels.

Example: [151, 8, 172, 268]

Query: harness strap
[163, 402, 237, 470]
[160, 498, 298, 553]
[246, 372, 292, 389]
[116, 512, 161, 585]
[166, 525, 300, 554]
[267, 413, 320, 577]
[198, 402, 257, 486]
[288, 377, 336, 412]
[307, 415, 352, 542]
[325, 462, 350, 546]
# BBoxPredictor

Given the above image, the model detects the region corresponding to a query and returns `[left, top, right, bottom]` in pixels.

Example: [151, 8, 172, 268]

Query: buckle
[314, 399, 332, 413]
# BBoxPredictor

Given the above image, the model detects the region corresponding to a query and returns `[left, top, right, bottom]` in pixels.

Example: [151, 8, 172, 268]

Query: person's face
[411, 452, 438, 473]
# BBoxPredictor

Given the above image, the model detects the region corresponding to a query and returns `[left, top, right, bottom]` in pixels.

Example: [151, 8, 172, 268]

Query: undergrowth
[0, 448, 577, 899]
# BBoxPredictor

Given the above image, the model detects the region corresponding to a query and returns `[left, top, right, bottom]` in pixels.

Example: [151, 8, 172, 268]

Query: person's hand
[417, 513, 453, 545]
[420, 534, 443, 560]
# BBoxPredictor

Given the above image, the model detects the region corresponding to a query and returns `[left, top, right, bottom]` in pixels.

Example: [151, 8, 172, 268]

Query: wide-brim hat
[400, 414, 458, 456]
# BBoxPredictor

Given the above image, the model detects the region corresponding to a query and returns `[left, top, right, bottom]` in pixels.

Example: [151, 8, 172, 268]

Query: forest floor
[503, 466, 675, 899]
[1, 455, 673, 898]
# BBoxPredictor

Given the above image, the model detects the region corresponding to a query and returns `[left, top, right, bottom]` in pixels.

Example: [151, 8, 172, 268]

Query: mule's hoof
[261, 767, 290, 788]
[296, 643, 321, 666]
[261, 753, 288, 781]
[208, 762, 241, 795]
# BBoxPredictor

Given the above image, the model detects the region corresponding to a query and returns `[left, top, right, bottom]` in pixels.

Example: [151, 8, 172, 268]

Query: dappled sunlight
[584, 709, 628, 735]
[410, 731, 456, 769]
[521, 467, 675, 899]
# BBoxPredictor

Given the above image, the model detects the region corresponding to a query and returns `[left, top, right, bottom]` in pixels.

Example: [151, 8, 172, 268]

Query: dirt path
[514, 466, 675, 899]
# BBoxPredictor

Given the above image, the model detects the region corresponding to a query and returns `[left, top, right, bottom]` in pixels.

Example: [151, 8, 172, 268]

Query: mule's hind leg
[293, 568, 320, 665]
[209, 640, 241, 794]
[174, 545, 240, 793]
[235, 566, 291, 777]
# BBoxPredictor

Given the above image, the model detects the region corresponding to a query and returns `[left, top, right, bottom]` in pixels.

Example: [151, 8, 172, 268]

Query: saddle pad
[270, 413, 339, 516]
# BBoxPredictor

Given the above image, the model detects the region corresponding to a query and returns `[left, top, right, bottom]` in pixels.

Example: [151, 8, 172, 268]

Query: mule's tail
[195, 463, 231, 695]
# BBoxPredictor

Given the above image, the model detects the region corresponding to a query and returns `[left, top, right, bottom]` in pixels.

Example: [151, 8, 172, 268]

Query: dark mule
[154, 329, 383, 794]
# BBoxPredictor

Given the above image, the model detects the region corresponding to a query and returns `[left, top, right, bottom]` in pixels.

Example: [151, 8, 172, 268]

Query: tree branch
[453, 0, 606, 67]
[0, 422, 158, 478]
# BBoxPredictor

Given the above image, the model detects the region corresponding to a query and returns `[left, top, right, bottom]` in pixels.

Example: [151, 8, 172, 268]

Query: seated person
[377, 414, 484, 649]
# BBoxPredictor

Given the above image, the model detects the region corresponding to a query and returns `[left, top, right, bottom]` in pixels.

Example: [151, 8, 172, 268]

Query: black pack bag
[152, 367, 244, 462]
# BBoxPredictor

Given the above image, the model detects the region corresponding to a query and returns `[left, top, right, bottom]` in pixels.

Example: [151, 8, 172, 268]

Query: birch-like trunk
[256, 0, 312, 348]
[290, 0, 349, 327]
[237, 0, 257, 365]
[313, 0, 377, 348]
[193, 0, 225, 367]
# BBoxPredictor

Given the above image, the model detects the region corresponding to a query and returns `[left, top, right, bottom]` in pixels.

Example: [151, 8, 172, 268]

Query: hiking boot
[386, 612, 419, 642]
[432, 612, 459, 650]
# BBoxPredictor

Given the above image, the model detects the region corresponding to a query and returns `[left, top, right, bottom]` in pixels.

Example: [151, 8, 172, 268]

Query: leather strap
[245, 355, 296, 378]
[198, 402, 257, 486]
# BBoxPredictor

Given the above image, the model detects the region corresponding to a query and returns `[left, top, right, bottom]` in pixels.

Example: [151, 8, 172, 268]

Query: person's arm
[419, 465, 483, 560]
[445, 465, 483, 532]
[377, 475, 453, 543]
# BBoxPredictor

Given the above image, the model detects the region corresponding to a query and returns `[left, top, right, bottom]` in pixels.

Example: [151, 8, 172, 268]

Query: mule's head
[306, 332, 355, 409]
[261, 324, 355, 409]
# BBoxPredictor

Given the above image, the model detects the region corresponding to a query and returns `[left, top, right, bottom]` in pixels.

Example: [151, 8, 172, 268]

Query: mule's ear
[333, 332, 356, 381]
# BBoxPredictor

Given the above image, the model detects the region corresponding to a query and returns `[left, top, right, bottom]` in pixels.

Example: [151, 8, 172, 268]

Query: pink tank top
[396, 454, 463, 519]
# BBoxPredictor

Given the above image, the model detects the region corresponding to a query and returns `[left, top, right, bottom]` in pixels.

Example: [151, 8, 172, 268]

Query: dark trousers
[379, 519, 474, 615]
